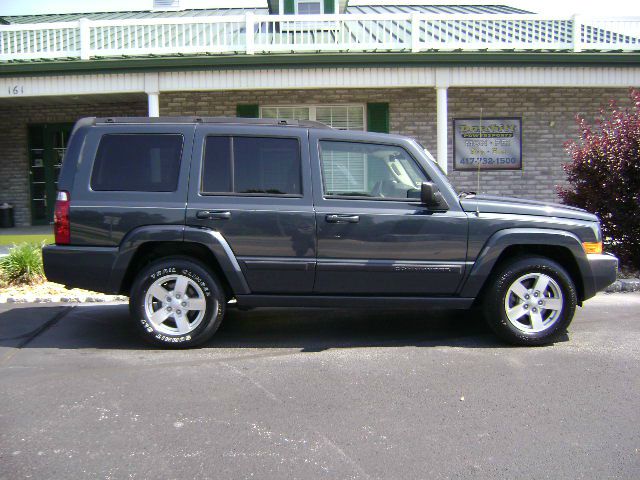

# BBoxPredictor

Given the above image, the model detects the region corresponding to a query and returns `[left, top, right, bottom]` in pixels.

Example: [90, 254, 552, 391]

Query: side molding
[459, 228, 593, 299]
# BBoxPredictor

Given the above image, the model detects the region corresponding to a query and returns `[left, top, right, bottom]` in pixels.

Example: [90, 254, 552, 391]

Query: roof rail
[92, 116, 333, 129]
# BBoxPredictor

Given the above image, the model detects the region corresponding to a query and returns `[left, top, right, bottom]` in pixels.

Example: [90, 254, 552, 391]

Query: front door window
[319, 141, 429, 200]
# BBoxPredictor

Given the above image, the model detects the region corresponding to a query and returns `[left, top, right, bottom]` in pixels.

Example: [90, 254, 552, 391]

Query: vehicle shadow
[4, 304, 567, 351]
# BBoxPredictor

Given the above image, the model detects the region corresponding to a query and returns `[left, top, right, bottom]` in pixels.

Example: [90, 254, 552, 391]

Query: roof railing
[1, 13, 639, 61]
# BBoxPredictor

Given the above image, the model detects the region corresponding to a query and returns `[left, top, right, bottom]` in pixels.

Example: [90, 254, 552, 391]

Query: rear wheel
[129, 257, 225, 348]
[482, 257, 577, 346]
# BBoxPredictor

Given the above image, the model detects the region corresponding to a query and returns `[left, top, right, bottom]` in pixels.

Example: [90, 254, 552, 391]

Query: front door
[185, 124, 316, 294]
[309, 132, 468, 295]
[28, 123, 73, 224]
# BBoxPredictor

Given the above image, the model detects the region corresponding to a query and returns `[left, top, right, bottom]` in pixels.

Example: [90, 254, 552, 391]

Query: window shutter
[367, 103, 389, 133]
[323, 0, 335, 14]
[236, 104, 259, 118]
[284, 0, 295, 14]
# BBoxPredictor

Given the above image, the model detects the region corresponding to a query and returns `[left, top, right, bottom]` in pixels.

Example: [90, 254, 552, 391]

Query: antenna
[476, 107, 483, 216]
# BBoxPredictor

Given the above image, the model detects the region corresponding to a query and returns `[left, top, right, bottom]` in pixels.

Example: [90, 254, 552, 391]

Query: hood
[459, 194, 598, 222]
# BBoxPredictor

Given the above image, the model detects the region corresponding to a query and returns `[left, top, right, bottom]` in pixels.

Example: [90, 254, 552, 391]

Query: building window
[296, 0, 322, 14]
[201, 136, 302, 196]
[91, 134, 183, 192]
[260, 104, 365, 131]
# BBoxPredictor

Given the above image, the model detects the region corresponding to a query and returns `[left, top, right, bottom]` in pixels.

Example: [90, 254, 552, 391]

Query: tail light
[54, 191, 70, 245]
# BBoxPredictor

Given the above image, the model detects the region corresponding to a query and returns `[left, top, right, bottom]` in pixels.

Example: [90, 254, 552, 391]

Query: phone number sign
[453, 117, 522, 171]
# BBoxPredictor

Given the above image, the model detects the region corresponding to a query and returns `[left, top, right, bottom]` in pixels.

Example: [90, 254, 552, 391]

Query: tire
[481, 256, 577, 346]
[129, 256, 225, 348]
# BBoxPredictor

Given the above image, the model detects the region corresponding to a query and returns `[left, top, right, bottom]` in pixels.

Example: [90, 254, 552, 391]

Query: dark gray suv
[43, 117, 618, 348]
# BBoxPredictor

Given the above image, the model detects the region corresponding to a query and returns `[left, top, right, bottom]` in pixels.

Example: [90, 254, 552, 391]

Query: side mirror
[420, 182, 448, 210]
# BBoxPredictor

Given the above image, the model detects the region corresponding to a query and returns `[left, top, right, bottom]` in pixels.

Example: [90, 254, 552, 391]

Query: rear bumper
[583, 253, 618, 300]
[42, 244, 118, 294]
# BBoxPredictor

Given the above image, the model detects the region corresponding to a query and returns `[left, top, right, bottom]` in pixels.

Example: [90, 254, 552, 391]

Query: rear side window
[91, 134, 183, 192]
[201, 136, 301, 196]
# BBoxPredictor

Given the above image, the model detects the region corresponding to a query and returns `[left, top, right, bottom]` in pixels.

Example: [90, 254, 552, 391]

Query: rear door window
[91, 134, 183, 192]
[201, 136, 302, 196]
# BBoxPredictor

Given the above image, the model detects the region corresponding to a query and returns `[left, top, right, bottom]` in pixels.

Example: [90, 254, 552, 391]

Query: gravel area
[0, 281, 127, 303]
[0, 276, 638, 302]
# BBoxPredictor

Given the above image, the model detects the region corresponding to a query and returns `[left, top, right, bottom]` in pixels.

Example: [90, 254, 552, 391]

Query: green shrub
[0, 242, 45, 285]
[559, 89, 640, 270]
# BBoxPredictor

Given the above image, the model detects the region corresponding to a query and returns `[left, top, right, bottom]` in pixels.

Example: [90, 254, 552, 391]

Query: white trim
[0, 66, 639, 100]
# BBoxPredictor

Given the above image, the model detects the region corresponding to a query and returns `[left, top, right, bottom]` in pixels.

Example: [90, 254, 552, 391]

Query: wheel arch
[108, 225, 250, 297]
[461, 228, 592, 303]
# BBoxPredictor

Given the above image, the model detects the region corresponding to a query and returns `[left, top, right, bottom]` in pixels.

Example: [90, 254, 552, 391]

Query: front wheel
[482, 257, 577, 346]
[129, 257, 225, 348]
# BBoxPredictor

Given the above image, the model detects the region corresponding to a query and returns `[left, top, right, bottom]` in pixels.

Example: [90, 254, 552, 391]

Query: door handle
[325, 214, 360, 223]
[196, 210, 231, 220]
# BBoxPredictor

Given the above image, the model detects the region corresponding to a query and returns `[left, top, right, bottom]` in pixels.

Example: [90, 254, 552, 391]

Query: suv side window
[319, 140, 429, 200]
[91, 134, 183, 192]
[201, 136, 302, 196]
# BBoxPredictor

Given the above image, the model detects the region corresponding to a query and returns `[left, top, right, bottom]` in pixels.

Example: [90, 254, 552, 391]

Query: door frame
[27, 122, 74, 225]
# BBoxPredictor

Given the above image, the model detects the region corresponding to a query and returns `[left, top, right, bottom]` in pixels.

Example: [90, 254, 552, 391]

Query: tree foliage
[558, 89, 640, 270]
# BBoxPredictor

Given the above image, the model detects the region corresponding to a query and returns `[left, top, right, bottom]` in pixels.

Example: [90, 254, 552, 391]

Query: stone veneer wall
[0, 101, 147, 226]
[161, 87, 631, 203]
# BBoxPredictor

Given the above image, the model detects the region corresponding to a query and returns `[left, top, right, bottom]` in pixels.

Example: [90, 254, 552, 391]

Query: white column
[147, 92, 159, 117]
[436, 86, 448, 174]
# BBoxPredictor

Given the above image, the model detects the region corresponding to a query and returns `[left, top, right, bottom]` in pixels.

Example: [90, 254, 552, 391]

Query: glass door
[28, 123, 73, 225]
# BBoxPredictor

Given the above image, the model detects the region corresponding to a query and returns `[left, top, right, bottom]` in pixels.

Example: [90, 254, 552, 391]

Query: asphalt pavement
[0, 294, 639, 479]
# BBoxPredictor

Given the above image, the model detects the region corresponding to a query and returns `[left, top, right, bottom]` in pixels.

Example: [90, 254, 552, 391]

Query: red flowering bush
[558, 89, 640, 270]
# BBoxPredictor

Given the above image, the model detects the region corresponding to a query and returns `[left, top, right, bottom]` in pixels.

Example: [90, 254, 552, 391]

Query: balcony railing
[1, 13, 639, 61]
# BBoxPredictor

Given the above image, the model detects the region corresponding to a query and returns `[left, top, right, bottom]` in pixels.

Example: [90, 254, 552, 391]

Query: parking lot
[1, 293, 639, 479]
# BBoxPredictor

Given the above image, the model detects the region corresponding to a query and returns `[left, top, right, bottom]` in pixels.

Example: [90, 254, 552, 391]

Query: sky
[1, 0, 640, 16]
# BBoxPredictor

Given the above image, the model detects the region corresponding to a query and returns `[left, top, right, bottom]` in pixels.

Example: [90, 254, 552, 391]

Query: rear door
[186, 125, 316, 294]
[309, 130, 468, 295]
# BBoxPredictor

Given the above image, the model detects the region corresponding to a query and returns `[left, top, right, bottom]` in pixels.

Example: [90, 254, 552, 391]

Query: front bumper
[584, 253, 618, 300]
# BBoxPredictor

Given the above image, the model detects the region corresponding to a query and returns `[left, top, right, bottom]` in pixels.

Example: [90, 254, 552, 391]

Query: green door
[28, 123, 73, 225]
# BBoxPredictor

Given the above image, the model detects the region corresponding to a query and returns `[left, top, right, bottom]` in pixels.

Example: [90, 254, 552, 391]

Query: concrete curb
[604, 278, 640, 293]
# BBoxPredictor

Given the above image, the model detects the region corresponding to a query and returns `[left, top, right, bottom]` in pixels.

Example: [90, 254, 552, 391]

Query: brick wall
[0, 87, 630, 226]
[0, 101, 146, 226]
[161, 87, 630, 203]
[447, 88, 631, 201]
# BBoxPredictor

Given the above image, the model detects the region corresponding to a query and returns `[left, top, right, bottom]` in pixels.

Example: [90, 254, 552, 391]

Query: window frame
[259, 104, 367, 131]
[89, 132, 184, 193]
[317, 139, 431, 203]
[199, 134, 304, 198]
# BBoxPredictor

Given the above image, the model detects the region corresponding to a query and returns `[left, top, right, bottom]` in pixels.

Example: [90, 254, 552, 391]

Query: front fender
[459, 228, 595, 299]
